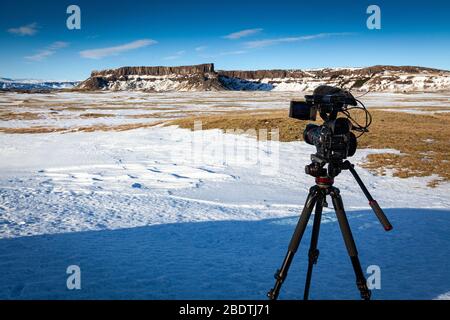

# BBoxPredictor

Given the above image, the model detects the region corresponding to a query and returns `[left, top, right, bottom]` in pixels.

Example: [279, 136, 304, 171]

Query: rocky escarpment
[219, 65, 450, 92]
[91, 64, 214, 77]
[77, 63, 450, 93]
[77, 63, 224, 92]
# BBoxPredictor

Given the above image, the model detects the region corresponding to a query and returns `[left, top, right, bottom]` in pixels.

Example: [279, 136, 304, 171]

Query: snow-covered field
[0, 91, 449, 299]
[1, 91, 449, 130]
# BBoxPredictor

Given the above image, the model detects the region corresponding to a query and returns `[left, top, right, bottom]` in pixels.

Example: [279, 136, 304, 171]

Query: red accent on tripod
[315, 177, 334, 185]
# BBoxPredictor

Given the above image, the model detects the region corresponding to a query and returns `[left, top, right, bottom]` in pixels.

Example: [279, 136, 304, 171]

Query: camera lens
[303, 124, 320, 145]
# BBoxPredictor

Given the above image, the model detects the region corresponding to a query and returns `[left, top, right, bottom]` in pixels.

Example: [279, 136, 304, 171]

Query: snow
[0, 91, 449, 299]
[434, 292, 450, 300]
[0, 78, 79, 90]
[76, 66, 450, 93]
[222, 70, 450, 93]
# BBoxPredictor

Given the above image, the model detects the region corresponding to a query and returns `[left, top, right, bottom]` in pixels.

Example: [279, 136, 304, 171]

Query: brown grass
[0, 112, 42, 121]
[372, 106, 450, 111]
[0, 122, 163, 134]
[0, 126, 66, 134]
[66, 122, 163, 132]
[125, 113, 165, 119]
[80, 113, 116, 118]
[166, 109, 450, 186]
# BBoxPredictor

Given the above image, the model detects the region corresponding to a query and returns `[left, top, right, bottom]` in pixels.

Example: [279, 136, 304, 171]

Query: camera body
[304, 118, 357, 162]
[289, 86, 359, 177]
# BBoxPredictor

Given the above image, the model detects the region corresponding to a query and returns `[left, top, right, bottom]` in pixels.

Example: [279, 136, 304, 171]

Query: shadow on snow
[0, 208, 449, 300]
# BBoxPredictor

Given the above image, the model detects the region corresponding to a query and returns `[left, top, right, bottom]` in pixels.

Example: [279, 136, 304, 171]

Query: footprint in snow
[131, 183, 143, 189]
[171, 173, 189, 179]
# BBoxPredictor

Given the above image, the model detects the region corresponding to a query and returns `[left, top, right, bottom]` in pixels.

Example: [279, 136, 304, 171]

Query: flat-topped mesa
[91, 63, 215, 77]
[77, 63, 223, 91]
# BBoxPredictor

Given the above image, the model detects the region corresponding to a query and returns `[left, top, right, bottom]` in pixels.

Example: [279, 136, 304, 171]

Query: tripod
[268, 160, 392, 300]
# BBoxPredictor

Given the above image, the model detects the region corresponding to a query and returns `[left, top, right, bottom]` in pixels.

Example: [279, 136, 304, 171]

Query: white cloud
[80, 39, 157, 59]
[199, 50, 248, 59]
[163, 50, 186, 60]
[25, 50, 54, 61]
[245, 32, 353, 48]
[195, 46, 207, 52]
[219, 50, 247, 56]
[25, 41, 70, 61]
[223, 28, 263, 40]
[49, 41, 69, 49]
[8, 23, 38, 36]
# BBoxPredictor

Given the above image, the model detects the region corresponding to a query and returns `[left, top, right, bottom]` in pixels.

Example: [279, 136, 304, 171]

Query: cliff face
[219, 69, 307, 79]
[77, 64, 450, 93]
[77, 63, 223, 91]
[91, 63, 215, 77]
[219, 66, 446, 80]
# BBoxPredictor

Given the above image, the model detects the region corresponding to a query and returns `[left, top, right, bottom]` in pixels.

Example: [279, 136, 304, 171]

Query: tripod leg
[303, 190, 324, 300]
[267, 186, 319, 300]
[330, 187, 371, 300]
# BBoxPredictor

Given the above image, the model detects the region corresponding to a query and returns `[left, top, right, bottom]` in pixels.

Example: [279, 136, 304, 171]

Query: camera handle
[342, 161, 393, 231]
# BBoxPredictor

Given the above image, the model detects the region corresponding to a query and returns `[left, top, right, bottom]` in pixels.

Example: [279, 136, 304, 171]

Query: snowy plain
[0, 91, 449, 300]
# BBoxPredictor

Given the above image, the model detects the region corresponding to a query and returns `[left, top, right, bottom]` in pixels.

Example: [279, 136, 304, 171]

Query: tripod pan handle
[369, 200, 393, 231]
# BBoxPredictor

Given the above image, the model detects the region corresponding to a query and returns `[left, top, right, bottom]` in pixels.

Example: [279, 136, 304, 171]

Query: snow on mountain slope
[219, 66, 450, 93]
[77, 64, 223, 92]
[77, 64, 450, 93]
[0, 78, 79, 90]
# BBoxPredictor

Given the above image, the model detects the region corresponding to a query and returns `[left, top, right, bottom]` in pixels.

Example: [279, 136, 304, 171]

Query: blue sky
[0, 0, 449, 80]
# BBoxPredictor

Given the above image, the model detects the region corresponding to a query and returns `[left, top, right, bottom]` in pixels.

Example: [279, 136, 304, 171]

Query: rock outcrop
[77, 63, 450, 93]
[77, 63, 223, 92]
[219, 65, 450, 92]
[91, 64, 215, 77]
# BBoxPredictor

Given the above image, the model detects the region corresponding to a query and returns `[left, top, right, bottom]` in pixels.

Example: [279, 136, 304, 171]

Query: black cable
[342, 99, 372, 138]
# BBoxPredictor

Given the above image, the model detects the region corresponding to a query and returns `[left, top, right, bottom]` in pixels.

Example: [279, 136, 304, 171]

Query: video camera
[289, 86, 371, 177]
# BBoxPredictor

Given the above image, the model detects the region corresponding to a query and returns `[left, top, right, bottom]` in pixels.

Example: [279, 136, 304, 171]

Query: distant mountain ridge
[0, 78, 79, 91]
[74, 63, 450, 93]
[218, 65, 450, 92]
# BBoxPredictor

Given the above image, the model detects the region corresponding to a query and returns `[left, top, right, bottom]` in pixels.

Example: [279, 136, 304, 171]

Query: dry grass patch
[166, 109, 450, 186]
[80, 113, 116, 118]
[371, 106, 450, 112]
[0, 126, 66, 134]
[67, 122, 163, 132]
[0, 122, 163, 134]
[166, 110, 313, 141]
[0, 112, 43, 121]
